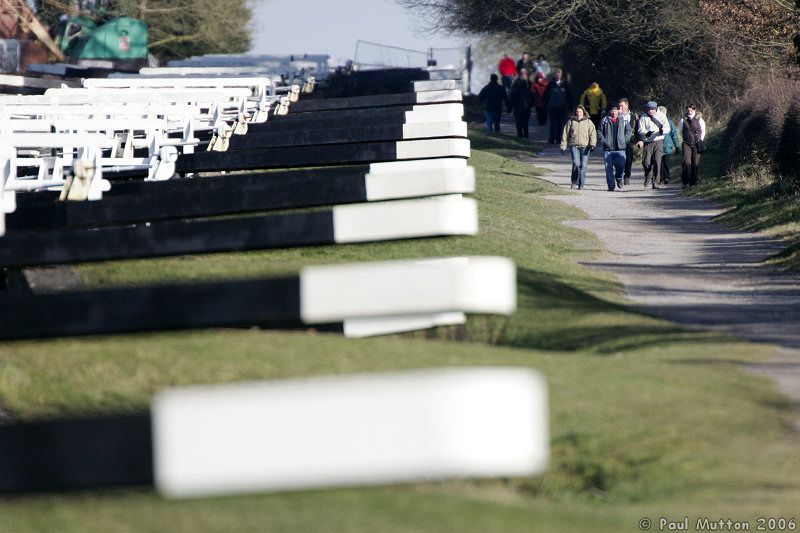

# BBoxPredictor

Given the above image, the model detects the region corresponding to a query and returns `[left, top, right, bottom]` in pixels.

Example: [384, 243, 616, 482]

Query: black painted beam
[174, 142, 396, 173]
[288, 91, 459, 113]
[0, 210, 335, 268]
[175, 140, 466, 173]
[6, 167, 369, 231]
[248, 110, 413, 132]
[0, 413, 153, 493]
[323, 68, 430, 88]
[0, 277, 305, 340]
[228, 122, 462, 151]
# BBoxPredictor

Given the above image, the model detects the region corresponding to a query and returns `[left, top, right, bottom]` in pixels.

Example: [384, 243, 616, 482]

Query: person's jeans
[548, 107, 566, 143]
[570, 145, 590, 188]
[603, 149, 626, 190]
[502, 75, 513, 91]
[485, 111, 500, 133]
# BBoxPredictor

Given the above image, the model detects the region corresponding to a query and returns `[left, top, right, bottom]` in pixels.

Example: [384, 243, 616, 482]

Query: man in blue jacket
[478, 74, 511, 133]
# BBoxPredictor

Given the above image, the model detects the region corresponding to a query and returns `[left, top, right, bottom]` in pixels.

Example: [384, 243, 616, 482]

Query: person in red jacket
[498, 53, 517, 91]
[531, 72, 549, 126]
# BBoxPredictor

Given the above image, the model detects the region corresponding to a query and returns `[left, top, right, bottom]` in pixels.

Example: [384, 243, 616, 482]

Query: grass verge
[0, 126, 797, 532]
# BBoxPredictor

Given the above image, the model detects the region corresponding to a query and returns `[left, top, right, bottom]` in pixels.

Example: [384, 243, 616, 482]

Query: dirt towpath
[504, 118, 800, 426]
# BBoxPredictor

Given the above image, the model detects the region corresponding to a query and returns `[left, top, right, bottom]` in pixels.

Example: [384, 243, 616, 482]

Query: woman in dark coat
[508, 73, 533, 138]
[679, 104, 707, 188]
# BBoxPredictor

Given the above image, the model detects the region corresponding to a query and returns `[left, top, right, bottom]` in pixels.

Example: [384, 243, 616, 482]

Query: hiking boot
[616, 181, 623, 189]
[623, 177, 630, 185]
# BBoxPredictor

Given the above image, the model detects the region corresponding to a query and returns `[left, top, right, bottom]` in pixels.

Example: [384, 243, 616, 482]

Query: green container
[62, 16, 148, 60]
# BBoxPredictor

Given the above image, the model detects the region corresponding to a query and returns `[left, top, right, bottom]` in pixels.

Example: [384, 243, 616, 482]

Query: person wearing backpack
[658, 105, 680, 185]
[679, 104, 707, 188]
[636, 100, 671, 189]
[560, 105, 597, 190]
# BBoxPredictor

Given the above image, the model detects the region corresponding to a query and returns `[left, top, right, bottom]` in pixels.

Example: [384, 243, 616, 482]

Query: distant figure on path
[658, 105, 680, 185]
[598, 103, 632, 191]
[560, 105, 597, 190]
[618, 98, 639, 186]
[534, 54, 550, 77]
[637, 100, 670, 189]
[508, 72, 533, 138]
[544, 68, 573, 144]
[478, 73, 511, 133]
[531, 72, 549, 126]
[516, 52, 534, 76]
[498, 53, 517, 91]
[679, 104, 707, 188]
[579, 82, 608, 129]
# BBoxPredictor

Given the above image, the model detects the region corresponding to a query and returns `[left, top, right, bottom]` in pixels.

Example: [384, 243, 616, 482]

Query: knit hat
[646, 101, 658, 110]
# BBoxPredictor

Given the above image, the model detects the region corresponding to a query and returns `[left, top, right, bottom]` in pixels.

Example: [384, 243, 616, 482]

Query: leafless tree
[112, 0, 252, 62]
[398, 0, 799, 115]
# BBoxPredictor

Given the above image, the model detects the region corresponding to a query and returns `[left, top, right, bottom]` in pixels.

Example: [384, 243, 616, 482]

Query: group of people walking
[560, 99, 706, 191]
[478, 52, 707, 191]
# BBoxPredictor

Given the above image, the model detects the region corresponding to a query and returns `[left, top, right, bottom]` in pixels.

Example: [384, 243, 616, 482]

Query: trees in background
[399, 0, 799, 115]
[112, 0, 252, 63]
[33, 0, 253, 63]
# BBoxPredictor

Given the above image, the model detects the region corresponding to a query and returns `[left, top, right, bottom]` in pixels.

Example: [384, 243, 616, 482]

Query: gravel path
[501, 118, 800, 427]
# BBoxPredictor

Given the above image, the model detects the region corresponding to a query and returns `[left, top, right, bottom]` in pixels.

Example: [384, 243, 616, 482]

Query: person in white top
[534, 54, 550, 77]
[678, 104, 707, 188]
[636, 100, 671, 189]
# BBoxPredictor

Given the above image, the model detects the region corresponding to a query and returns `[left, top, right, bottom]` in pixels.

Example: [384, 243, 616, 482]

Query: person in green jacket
[560, 105, 597, 189]
[658, 105, 680, 184]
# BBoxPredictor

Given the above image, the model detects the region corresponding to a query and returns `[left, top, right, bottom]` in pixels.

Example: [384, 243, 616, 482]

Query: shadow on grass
[421, 268, 733, 354]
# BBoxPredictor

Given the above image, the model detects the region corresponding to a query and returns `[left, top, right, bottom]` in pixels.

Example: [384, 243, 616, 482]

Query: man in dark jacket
[508, 71, 533, 138]
[598, 104, 632, 191]
[478, 74, 511, 133]
[516, 52, 534, 75]
[543, 68, 573, 144]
